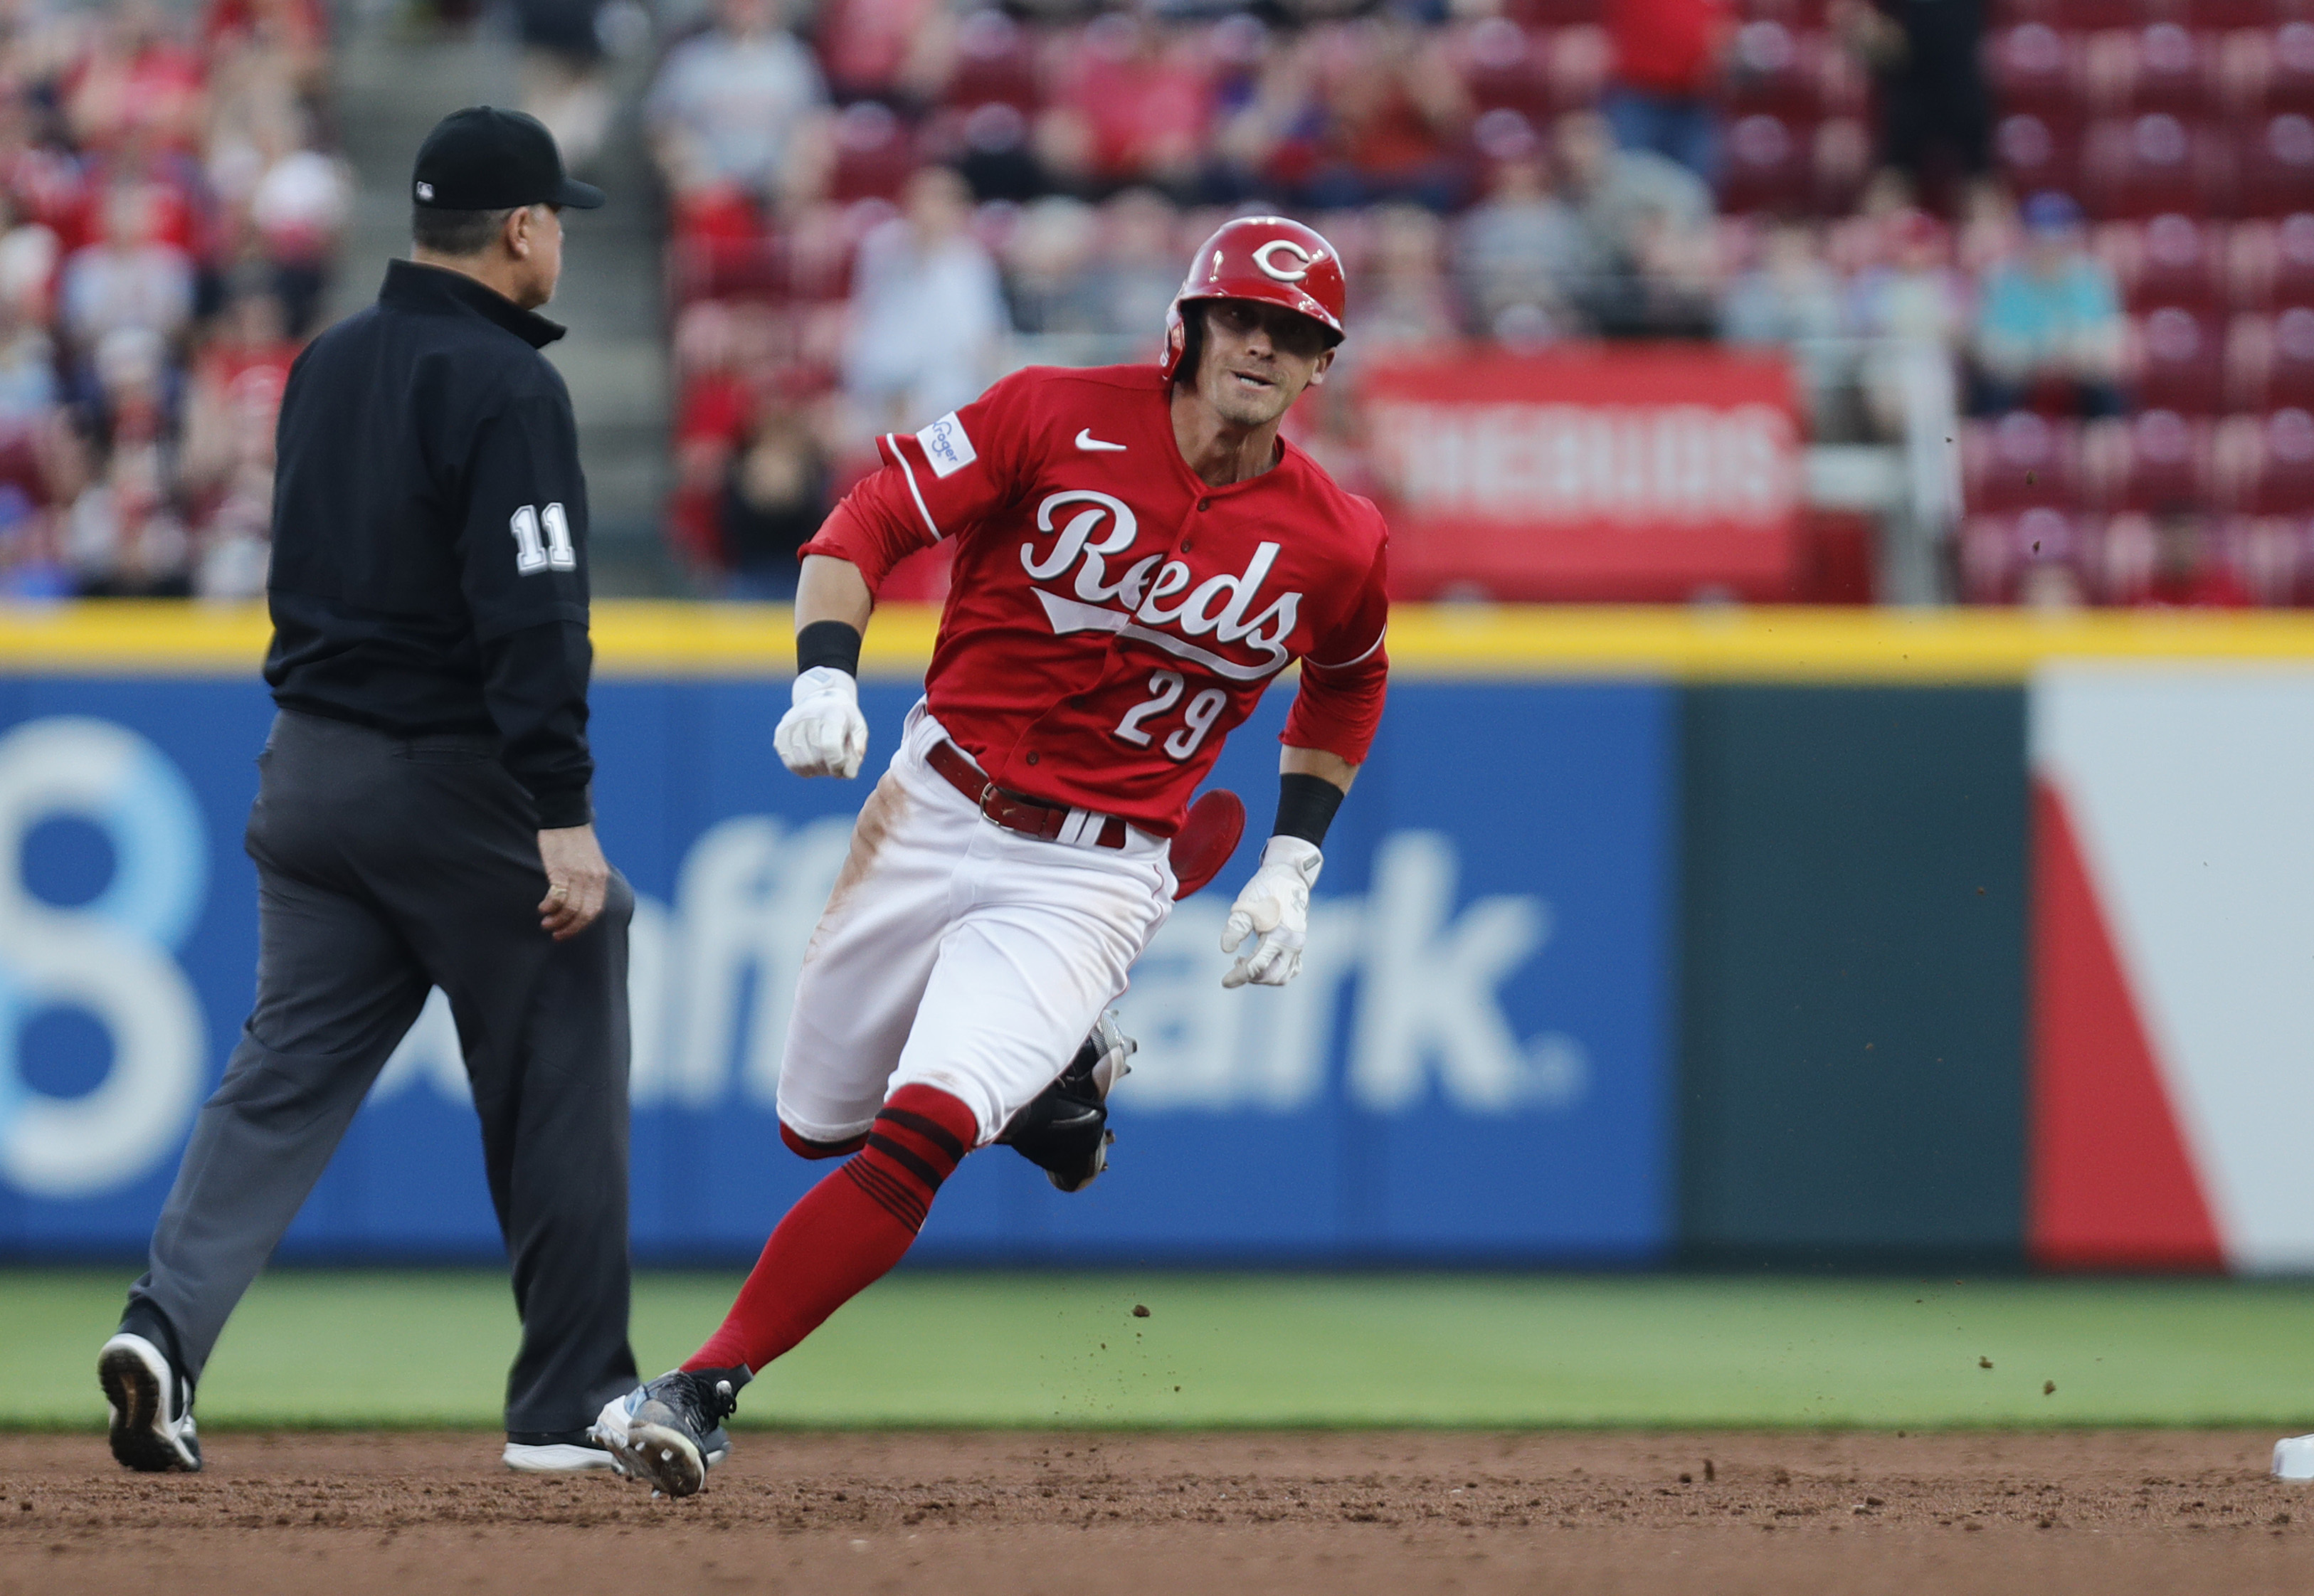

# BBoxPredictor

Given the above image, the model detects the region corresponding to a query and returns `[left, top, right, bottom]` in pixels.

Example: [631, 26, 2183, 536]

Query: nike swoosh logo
[1074, 428, 1127, 452]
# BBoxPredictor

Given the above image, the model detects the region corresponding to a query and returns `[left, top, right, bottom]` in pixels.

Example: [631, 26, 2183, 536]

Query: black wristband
[796, 620, 862, 677]
[1272, 772, 1345, 847]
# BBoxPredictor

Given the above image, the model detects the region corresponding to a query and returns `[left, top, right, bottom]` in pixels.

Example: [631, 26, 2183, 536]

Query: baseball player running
[592, 215, 1389, 1496]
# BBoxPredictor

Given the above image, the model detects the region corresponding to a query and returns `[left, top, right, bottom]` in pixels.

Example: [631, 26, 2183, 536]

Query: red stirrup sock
[685, 1084, 978, 1375]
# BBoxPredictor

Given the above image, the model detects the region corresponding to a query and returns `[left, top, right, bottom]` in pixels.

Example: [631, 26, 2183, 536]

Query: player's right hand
[775, 665, 870, 778]
[1221, 835, 1323, 988]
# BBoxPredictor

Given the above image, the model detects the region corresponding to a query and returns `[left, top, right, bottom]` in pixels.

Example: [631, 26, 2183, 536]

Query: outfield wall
[1, 604, 2308, 1269]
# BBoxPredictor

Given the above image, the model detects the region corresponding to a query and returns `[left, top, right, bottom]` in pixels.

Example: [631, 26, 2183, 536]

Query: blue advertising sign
[0, 674, 1675, 1264]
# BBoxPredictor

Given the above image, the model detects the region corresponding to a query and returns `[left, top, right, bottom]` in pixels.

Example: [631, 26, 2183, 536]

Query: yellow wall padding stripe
[5, 601, 2314, 681]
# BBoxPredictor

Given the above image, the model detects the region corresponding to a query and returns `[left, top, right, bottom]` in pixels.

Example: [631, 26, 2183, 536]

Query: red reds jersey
[801, 363, 1390, 836]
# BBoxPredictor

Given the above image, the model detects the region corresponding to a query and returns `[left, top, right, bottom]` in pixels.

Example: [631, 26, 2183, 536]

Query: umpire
[97, 107, 639, 1476]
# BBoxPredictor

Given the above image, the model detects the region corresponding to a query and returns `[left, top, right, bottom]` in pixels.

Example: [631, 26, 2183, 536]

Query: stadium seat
[2221, 510, 2310, 602]
[2232, 406, 2314, 511]
[1722, 21, 1827, 116]
[1962, 412, 2083, 512]
[828, 100, 919, 203]
[1996, 112, 2084, 200]
[2106, 23, 2221, 119]
[2090, 407, 2215, 509]
[1960, 507, 2091, 603]
[2219, 20, 2314, 120]
[1458, 19, 1555, 121]
[2133, 305, 2227, 409]
[2085, 113, 2224, 218]
[1988, 23, 2088, 127]
[942, 8, 1040, 112]
[1504, 0, 1604, 26]
[2239, 113, 2314, 216]
[2191, 0, 2286, 30]
[2100, 212, 2226, 308]
[1718, 112, 1815, 213]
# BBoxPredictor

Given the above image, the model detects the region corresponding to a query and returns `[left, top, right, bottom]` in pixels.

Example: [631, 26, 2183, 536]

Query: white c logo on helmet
[1252, 239, 1314, 283]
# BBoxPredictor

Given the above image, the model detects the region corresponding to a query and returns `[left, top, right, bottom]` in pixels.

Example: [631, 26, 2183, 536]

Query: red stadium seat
[2099, 212, 2226, 307]
[1995, 112, 2083, 199]
[2133, 305, 2227, 409]
[2192, 0, 2286, 30]
[2220, 21, 2314, 119]
[1987, 23, 2088, 128]
[2255, 305, 2314, 406]
[942, 8, 1040, 111]
[2232, 406, 2314, 511]
[1960, 507, 2092, 603]
[2108, 23, 2221, 118]
[828, 101, 918, 203]
[2091, 407, 2216, 509]
[2239, 113, 2314, 216]
[2085, 113, 2226, 218]
[1458, 19, 1554, 120]
[1962, 412, 2083, 512]
[1718, 112, 1815, 213]
[1723, 21, 1828, 116]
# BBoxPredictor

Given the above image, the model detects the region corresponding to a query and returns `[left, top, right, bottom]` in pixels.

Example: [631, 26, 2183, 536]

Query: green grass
[7, 1269, 2314, 1430]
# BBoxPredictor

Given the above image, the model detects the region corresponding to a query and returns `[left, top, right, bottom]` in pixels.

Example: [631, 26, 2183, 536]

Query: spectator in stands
[58, 186, 196, 373]
[1353, 204, 1460, 354]
[1850, 207, 1969, 442]
[1602, 0, 1730, 181]
[1218, 18, 1472, 211]
[1455, 147, 1586, 344]
[1973, 191, 2125, 418]
[718, 404, 828, 599]
[645, 0, 833, 212]
[1039, 12, 1211, 198]
[1722, 220, 1849, 424]
[842, 165, 1006, 435]
[1003, 195, 1106, 334]
[1085, 188, 1182, 337]
[514, 0, 618, 174]
[1830, 0, 1990, 212]
[1549, 108, 1717, 337]
[243, 115, 347, 334]
[64, 1, 205, 157]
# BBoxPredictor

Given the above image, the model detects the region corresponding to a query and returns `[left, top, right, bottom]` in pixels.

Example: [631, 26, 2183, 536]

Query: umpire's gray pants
[126, 709, 638, 1435]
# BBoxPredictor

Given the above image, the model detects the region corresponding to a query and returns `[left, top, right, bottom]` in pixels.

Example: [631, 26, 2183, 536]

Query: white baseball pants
[775, 702, 1176, 1146]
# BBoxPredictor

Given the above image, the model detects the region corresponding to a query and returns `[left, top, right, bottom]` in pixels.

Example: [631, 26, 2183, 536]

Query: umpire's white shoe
[590, 1367, 749, 1498]
[504, 1432, 619, 1472]
[97, 1333, 201, 1473]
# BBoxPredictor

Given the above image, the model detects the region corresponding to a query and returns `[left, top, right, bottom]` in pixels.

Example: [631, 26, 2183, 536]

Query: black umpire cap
[412, 106, 605, 212]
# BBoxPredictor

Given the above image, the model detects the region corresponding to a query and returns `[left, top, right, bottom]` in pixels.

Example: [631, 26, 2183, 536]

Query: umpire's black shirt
[265, 259, 596, 828]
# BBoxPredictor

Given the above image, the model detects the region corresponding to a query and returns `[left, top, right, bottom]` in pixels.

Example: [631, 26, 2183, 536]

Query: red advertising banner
[1358, 345, 1805, 601]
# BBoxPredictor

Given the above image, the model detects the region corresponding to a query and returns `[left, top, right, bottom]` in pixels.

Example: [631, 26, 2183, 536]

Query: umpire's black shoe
[98, 1332, 201, 1472]
[1000, 1010, 1136, 1193]
[591, 1367, 749, 1498]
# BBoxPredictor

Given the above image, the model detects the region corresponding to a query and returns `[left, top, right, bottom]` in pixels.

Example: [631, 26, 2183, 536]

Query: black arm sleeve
[455, 374, 594, 826]
[482, 619, 595, 828]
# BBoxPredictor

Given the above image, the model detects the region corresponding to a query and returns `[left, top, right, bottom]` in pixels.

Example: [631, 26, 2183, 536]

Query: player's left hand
[775, 665, 870, 778]
[1220, 835, 1323, 988]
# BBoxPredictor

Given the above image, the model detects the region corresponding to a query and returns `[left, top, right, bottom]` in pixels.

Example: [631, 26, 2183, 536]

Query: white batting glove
[773, 665, 869, 778]
[1220, 835, 1323, 989]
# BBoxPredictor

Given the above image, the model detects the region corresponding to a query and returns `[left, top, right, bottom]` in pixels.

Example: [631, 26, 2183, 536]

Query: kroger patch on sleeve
[916, 413, 978, 478]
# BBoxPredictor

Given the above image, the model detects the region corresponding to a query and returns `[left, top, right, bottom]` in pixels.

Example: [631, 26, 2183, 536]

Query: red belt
[925, 739, 1128, 850]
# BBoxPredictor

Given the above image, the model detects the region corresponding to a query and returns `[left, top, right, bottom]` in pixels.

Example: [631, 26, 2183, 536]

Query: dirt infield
[5, 1430, 2312, 1595]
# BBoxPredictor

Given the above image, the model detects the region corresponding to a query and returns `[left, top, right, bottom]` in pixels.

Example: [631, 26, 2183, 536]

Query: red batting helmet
[1161, 216, 1348, 380]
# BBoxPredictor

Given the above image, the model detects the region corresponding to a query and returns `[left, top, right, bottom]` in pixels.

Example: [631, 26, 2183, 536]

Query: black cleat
[1000, 1010, 1136, 1192]
[590, 1368, 749, 1497]
[98, 1332, 201, 1473]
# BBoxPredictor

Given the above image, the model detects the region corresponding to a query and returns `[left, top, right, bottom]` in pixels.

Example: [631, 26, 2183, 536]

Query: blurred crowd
[649, 0, 2314, 606]
[0, 0, 342, 601]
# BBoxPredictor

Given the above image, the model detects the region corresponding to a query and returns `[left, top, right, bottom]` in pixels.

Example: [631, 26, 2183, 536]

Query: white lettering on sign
[916, 412, 978, 478]
[1367, 401, 1797, 524]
